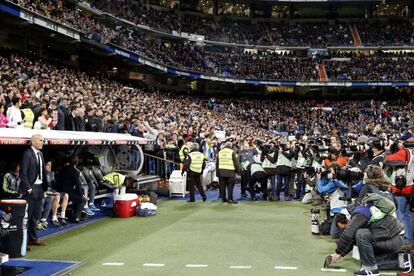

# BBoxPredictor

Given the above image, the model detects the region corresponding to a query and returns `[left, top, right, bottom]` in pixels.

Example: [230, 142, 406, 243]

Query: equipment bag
[320, 219, 332, 235]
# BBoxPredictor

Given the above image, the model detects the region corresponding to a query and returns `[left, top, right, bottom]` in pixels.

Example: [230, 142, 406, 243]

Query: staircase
[318, 63, 328, 81]
[349, 25, 361, 47]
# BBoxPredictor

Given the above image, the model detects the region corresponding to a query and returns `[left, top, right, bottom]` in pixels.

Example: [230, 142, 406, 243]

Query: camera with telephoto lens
[334, 167, 364, 182]
[368, 139, 388, 149]
[260, 143, 272, 154]
[403, 141, 414, 148]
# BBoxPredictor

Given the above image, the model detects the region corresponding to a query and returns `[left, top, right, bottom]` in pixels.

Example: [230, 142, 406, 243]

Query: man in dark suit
[58, 156, 87, 223]
[18, 134, 47, 246]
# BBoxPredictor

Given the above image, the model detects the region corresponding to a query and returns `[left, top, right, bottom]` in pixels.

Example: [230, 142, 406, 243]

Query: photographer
[239, 141, 258, 197]
[293, 142, 308, 200]
[355, 165, 392, 207]
[316, 167, 349, 238]
[275, 141, 294, 201]
[328, 194, 410, 276]
[301, 168, 322, 205]
[247, 159, 268, 201]
[384, 138, 414, 250]
[367, 138, 387, 167]
[261, 141, 277, 200]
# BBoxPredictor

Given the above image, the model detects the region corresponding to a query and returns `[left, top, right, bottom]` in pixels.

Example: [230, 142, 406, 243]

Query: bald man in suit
[19, 134, 47, 246]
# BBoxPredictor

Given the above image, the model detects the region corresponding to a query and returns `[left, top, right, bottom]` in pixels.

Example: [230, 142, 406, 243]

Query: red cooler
[113, 194, 138, 218]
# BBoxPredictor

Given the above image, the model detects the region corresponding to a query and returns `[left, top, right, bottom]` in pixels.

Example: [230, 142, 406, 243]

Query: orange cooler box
[113, 194, 138, 218]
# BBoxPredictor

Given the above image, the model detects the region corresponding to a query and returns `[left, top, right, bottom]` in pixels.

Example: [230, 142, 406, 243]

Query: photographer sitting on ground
[329, 193, 411, 276]
[301, 168, 322, 205]
[316, 167, 349, 238]
[354, 165, 392, 208]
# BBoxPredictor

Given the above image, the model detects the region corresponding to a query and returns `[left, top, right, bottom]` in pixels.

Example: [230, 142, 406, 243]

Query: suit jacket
[18, 148, 47, 194]
[57, 164, 83, 195]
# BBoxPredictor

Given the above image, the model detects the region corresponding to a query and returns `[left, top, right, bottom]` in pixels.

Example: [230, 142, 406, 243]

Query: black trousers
[187, 173, 206, 201]
[67, 192, 87, 219]
[249, 172, 268, 199]
[295, 169, 306, 198]
[240, 170, 248, 194]
[219, 177, 235, 201]
[24, 184, 44, 242]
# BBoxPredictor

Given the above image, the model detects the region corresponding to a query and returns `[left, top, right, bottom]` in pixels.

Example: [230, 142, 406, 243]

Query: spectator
[6, 96, 23, 128]
[0, 103, 9, 128]
[36, 107, 53, 129]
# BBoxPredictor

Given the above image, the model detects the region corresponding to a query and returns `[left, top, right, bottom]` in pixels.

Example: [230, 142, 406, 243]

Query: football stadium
[0, 0, 414, 275]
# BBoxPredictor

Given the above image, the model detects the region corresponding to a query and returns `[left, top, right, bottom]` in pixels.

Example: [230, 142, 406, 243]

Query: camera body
[395, 175, 407, 189]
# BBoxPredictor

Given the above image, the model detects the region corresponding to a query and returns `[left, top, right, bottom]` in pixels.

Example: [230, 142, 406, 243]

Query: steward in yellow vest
[21, 108, 34, 129]
[216, 142, 242, 203]
[182, 143, 206, 202]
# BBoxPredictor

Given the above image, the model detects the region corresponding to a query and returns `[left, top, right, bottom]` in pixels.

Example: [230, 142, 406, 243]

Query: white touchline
[102, 263, 124, 266]
[185, 264, 209, 268]
[143, 263, 165, 267]
[320, 268, 347, 273]
[229, 266, 252, 269]
[274, 266, 298, 270]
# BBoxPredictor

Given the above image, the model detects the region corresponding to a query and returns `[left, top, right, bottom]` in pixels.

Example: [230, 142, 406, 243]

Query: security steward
[216, 142, 242, 204]
[182, 143, 207, 202]
[179, 142, 191, 170]
[21, 101, 34, 129]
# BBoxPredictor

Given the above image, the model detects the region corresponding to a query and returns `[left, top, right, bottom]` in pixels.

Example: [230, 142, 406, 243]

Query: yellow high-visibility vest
[218, 148, 235, 170]
[179, 145, 189, 162]
[22, 108, 34, 129]
[103, 172, 126, 188]
[189, 152, 204, 173]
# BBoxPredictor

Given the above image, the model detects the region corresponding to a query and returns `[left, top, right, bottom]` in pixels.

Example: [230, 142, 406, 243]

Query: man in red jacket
[385, 139, 414, 250]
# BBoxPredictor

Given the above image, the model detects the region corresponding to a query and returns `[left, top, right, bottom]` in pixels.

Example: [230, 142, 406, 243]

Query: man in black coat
[57, 156, 87, 223]
[18, 134, 47, 246]
[328, 198, 409, 276]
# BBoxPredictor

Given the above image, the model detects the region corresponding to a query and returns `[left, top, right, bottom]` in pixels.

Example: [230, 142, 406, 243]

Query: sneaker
[41, 221, 48, 229]
[60, 218, 68, 226]
[89, 203, 100, 212]
[51, 220, 61, 227]
[399, 251, 413, 273]
[83, 207, 95, 216]
[36, 222, 47, 231]
[354, 268, 380, 276]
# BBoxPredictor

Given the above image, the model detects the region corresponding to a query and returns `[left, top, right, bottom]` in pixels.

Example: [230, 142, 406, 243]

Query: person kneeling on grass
[328, 193, 412, 276]
[37, 161, 69, 230]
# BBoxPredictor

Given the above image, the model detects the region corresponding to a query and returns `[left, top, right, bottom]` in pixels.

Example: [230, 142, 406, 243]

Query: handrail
[143, 153, 181, 166]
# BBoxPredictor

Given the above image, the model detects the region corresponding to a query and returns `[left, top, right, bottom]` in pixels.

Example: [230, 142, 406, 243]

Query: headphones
[366, 165, 374, 179]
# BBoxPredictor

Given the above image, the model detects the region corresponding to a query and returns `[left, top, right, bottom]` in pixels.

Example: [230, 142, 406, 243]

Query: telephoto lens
[311, 208, 320, 235]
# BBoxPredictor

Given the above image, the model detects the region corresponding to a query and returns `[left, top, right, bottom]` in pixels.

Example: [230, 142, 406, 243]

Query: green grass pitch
[26, 200, 386, 275]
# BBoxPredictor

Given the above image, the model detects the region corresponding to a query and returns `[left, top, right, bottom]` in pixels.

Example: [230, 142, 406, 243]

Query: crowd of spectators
[87, 0, 353, 47]
[1, 49, 414, 146]
[13, 0, 117, 44]
[324, 52, 414, 81]
[8, 0, 414, 81]
[12, 0, 414, 49]
[356, 20, 414, 46]
[116, 30, 319, 80]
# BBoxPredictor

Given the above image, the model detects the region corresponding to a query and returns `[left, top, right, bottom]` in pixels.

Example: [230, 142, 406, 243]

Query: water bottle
[311, 208, 320, 235]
